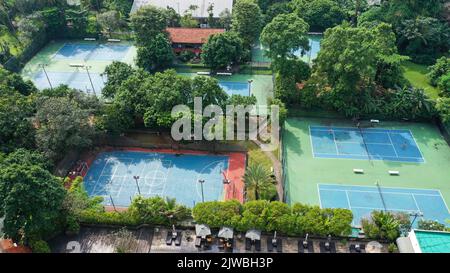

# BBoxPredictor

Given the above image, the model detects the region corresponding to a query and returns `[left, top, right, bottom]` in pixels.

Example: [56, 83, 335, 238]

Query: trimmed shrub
[30, 239, 51, 253]
[192, 200, 242, 228]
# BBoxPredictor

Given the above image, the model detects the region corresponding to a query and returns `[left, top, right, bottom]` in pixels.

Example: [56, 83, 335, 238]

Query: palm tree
[243, 164, 273, 200]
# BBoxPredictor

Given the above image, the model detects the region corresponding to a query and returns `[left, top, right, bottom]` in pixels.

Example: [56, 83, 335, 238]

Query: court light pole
[133, 175, 141, 195]
[198, 179, 205, 203]
[84, 65, 97, 96]
[247, 80, 253, 96]
[39, 63, 53, 90]
[408, 211, 424, 231]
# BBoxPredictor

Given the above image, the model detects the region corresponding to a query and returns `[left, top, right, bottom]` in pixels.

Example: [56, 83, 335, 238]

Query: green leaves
[201, 31, 244, 70]
[361, 211, 406, 242]
[0, 161, 65, 242]
[192, 200, 353, 236]
[34, 91, 99, 161]
[130, 5, 168, 46]
[232, 0, 264, 48]
[261, 13, 309, 61]
[243, 164, 274, 201]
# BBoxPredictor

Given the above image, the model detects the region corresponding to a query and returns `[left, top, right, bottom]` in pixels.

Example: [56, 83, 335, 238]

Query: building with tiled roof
[166, 27, 225, 54]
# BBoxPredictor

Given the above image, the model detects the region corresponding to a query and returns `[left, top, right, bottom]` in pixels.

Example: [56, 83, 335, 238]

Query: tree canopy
[201, 31, 244, 70]
[260, 13, 310, 62]
[232, 0, 264, 48]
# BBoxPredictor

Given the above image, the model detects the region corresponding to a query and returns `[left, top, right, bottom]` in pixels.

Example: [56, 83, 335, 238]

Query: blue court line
[318, 184, 450, 227]
[309, 126, 424, 163]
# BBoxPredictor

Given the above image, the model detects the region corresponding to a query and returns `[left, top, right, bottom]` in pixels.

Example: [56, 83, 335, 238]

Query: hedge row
[192, 200, 353, 237]
[77, 195, 191, 227]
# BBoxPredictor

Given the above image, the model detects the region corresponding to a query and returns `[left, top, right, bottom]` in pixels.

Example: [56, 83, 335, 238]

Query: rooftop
[131, 0, 233, 18]
[166, 27, 225, 44]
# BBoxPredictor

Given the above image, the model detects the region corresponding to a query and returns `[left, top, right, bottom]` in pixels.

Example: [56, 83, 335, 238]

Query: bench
[84, 38, 96, 41]
[107, 39, 121, 42]
[216, 72, 232, 76]
[389, 170, 400, 175]
[353, 169, 364, 174]
[69, 63, 85, 68]
[196, 71, 211, 75]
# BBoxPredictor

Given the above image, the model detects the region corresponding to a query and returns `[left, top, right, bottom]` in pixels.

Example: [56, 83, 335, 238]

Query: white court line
[319, 188, 441, 197]
[314, 152, 424, 160]
[330, 129, 340, 155]
[411, 194, 421, 212]
[308, 126, 317, 159]
[350, 206, 419, 212]
[345, 190, 351, 209]
[407, 129, 426, 163]
[318, 183, 443, 193]
[317, 184, 323, 208]
[311, 126, 425, 161]
[438, 191, 450, 213]
[387, 132, 399, 158]
[91, 158, 114, 195]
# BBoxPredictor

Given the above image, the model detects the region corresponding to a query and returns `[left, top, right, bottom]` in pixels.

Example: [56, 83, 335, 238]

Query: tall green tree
[191, 76, 228, 108]
[201, 31, 244, 70]
[142, 70, 192, 128]
[102, 61, 135, 99]
[260, 13, 309, 62]
[135, 33, 173, 72]
[35, 94, 98, 161]
[243, 164, 274, 200]
[130, 5, 168, 46]
[291, 0, 347, 32]
[396, 17, 450, 64]
[232, 0, 263, 48]
[0, 163, 65, 242]
[312, 22, 407, 116]
[0, 92, 35, 153]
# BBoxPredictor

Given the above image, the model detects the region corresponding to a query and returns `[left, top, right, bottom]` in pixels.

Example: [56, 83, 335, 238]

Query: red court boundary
[70, 147, 246, 209]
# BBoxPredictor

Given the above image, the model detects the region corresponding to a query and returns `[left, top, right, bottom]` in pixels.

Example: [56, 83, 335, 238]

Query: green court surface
[282, 117, 450, 225]
[21, 40, 136, 92]
[178, 72, 274, 114]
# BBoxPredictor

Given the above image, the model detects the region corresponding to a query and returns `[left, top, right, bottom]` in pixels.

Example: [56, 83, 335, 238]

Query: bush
[192, 200, 353, 237]
[361, 211, 408, 242]
[417, 219, 447, 231]
[30, 239, 51, 253]
[438, 73, 450, 96]
[65, 215, 80, 236]
[78, 209, 139, 226]
[192, 200, 242, 228]
[388, 243, 398, 253]
[428, 57, 450, 86]
[178, 50, 196, 63]
[128, 196, 191, 225]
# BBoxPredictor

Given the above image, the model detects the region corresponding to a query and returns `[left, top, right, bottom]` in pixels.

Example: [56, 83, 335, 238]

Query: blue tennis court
[319, 184, 450, 227]
[219, 81, 250, 96]
[32, 71, 105, 93]
[54, 43, 131, 61]
[83, 151, 229, 207]
[310, 126, 424, 163]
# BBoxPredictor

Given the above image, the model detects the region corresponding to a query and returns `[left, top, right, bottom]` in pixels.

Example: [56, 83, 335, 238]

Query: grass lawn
[245, 141, 273, 170]
[402, 61, 440, 99]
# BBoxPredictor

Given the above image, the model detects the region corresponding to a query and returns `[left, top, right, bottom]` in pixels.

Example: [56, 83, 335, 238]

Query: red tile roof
[166, 28, 225, 44]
